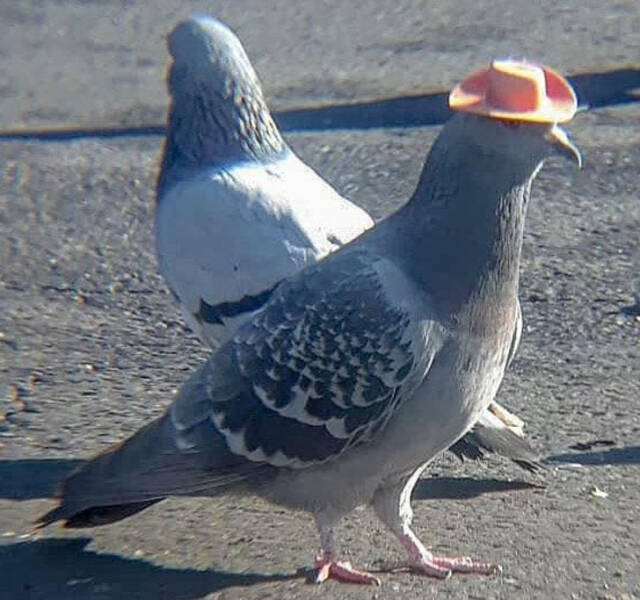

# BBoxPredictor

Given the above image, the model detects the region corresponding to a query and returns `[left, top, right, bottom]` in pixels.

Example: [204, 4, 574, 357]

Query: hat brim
[449, 64, 577, 124]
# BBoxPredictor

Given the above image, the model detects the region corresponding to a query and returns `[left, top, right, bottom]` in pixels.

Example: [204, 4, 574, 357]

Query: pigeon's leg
[372, 468, 501, 578]
[313, 513, 381, 585]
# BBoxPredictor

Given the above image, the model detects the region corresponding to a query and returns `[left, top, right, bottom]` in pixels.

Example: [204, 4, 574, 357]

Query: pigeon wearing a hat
[155, 15, 540, 471]
[38, 57, 579, 584]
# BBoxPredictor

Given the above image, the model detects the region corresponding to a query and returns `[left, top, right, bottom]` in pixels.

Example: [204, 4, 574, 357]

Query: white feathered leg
[372, 467, 501, 579]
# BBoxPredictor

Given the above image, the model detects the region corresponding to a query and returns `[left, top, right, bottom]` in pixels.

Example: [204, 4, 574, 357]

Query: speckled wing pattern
[190, 251, 428, 469]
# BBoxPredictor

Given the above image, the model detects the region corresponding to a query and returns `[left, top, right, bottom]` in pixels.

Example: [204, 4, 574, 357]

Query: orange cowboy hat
[449, 59, 577, 123]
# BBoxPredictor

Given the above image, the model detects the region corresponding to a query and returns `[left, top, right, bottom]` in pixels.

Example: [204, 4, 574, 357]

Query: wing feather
[172, 250, 435, 469]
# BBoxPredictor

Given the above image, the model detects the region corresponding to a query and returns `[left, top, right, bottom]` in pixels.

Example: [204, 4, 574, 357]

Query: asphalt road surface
[1, 2, 639, 599]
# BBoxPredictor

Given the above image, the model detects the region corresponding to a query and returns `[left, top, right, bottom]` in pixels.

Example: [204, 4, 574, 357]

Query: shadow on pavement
[620, 297, 640, 317]
[569, 68, 640, 110]
[0, 458, 84, 500]
[278, 67, 640, 131]
[1, 537, 299, 600]
[278, 90, 450, 130]
[414, 477, 544, 501]
[546, 445, 640, 466]
[2, 459, 546, 503]
[0, 67, 638, 141]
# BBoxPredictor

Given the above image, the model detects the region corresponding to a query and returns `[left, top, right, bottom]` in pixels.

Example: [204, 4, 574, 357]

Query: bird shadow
[1, 458, 545, 503]
[0, 458, 84, 500]
[546, 444, 640, 466]
[0, 537, 299, 600]
[1, 459, 541, 597]
[413, 477, 544, 501]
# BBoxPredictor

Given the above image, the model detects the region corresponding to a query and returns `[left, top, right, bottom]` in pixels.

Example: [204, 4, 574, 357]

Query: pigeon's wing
[38, 249, 437, 529]
[171, 249, 439, 469]
[156, 153, 373, 347]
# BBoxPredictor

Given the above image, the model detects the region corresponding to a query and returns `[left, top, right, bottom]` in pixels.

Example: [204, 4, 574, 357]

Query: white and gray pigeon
[39, 59, 580, 584]
[155, 14, 373, 347]
[155, 15, 539, 471]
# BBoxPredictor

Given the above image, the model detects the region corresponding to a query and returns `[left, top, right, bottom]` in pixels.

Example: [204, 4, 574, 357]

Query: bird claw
[394, 532, 501, 579]
[381, 553, 501, 579]
[379, 558, 451, 579]
[313, 554, 381, 586]
[411, 554, 501, 578]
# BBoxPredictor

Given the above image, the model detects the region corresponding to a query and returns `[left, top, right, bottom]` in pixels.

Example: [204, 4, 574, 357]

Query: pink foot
[389, 533, 501, 579]
[314, 553, 381, 585]
[412, 554, 501, 578]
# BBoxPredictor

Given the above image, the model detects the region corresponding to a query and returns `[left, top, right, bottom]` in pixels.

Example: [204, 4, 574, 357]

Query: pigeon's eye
[501, 120, 521, 130]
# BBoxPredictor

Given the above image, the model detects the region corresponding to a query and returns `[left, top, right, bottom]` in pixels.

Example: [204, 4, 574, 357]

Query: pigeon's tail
[450, 408, 544, 473]
[40, 498, 163, 529]
[36, 401, 265, 529]
[35, 415, 182, 528]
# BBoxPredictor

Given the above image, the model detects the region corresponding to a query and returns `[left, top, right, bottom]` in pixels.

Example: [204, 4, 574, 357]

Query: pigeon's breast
[363, 318, 514, 482]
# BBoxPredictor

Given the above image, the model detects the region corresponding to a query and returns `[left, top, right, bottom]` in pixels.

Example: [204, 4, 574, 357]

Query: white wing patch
[156, 153, 373, 349]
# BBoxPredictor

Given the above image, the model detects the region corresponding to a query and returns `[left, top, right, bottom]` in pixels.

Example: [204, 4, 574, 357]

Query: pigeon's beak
[546, 124, 582, 168]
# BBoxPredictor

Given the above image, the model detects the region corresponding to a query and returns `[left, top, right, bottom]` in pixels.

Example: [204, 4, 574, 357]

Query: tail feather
[36, 404, 267, 528]
[35, 415, 178, 528]
[450, 409, 544, 473]
[38, 499, 163, 529]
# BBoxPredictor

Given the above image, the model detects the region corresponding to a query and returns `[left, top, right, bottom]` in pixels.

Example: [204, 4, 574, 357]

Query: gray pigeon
[155, 15, 539, 472]
[38, 59, 580, 584]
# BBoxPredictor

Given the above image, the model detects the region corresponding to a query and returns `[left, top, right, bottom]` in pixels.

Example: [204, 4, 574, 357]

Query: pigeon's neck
[388, 142, 536, 317]
[158, 67, 286, 195]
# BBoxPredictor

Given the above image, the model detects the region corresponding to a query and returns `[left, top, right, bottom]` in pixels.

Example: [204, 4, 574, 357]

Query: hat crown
[485, 60, 551, 114]
[449, 59, 577, 123]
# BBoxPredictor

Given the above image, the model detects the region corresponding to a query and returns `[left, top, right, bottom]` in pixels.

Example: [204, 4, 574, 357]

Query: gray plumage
[154, 15, 539, 472]
[155, 15, 373, 347]
[39, 109, 579, 580]
[158, 15, 285, 193]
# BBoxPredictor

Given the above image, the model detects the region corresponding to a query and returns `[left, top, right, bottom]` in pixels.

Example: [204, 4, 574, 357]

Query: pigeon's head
[448, 60, 581, 173]
[160, 15, 285, 173]
[167, 15, 260, 97]
[444, 114, 581, 177]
